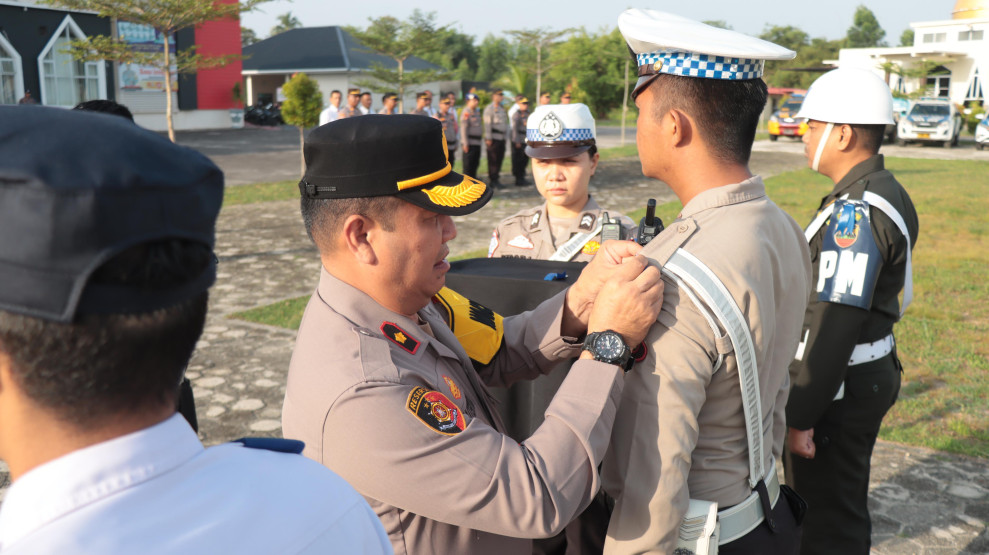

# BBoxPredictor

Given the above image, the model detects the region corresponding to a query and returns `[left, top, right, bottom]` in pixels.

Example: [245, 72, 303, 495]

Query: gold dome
[953, 0, 988, 19]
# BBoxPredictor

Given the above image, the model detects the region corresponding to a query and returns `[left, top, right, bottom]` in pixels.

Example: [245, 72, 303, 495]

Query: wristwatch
[583, 330, 634, 372]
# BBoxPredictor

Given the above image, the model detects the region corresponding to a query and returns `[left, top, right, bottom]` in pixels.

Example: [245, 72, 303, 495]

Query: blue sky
[241, 1, 953, 44]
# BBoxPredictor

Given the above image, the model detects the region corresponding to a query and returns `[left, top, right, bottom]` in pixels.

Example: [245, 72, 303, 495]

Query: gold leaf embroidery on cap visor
[423, 177, 485, 207]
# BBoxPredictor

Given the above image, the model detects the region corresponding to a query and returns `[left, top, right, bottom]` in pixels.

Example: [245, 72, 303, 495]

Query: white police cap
[525, 103, 596, 159]
[618, 9, 796, 99]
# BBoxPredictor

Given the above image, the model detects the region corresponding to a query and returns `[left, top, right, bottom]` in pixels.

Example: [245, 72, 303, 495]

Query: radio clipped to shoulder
[636, 199, 664, 246]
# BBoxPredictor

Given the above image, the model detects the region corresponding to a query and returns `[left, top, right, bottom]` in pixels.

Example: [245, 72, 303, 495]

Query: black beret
[0, 106, 223, 322]
[299, 115, 491, 216]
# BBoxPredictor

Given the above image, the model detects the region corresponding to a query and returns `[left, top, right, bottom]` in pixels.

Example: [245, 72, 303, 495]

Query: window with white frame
[0, 32, 24, 105]
[922, 32, 947, 43]
[959, 30, 985, 41]
[38, 16, 105, 107]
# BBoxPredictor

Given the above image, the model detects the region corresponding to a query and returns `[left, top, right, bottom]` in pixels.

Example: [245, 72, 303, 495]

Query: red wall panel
[194, 2, 242, 110]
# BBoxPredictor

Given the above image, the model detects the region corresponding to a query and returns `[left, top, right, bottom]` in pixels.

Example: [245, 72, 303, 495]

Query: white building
[835, 0, 986, 107]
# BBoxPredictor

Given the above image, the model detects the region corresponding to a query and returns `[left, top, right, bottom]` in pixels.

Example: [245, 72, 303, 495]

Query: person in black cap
[0, 106, 390, 553]
[281, 114, 665, 555]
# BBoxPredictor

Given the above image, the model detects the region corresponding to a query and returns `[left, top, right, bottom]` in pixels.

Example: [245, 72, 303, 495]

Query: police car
[767, 94, 808, 141]
[975, 112, 989, 151]
[896, 98, 964, 148]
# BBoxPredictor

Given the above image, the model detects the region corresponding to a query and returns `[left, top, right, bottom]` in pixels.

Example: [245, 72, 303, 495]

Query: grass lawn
[230, 156, 989, 458]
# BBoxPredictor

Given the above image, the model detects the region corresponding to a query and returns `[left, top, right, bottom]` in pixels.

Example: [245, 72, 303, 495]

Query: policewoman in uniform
[784, 69, 919, 555]
[0, 107, 390, 554]
[603, 10, 812, 553]
[460, 92, 483, 179]
[489, 103, 636, 262]
[281, 115, 665, 554]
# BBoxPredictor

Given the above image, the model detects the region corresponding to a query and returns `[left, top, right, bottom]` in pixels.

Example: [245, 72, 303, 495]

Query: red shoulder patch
[407, 387, 467, 435]
[381, 322, 419, 354]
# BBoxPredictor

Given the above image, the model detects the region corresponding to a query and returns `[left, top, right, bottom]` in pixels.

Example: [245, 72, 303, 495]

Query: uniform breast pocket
[842, 365, 900, 431]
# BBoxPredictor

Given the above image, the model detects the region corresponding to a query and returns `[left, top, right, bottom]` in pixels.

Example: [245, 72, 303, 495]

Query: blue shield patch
[816, 199, 881, 309]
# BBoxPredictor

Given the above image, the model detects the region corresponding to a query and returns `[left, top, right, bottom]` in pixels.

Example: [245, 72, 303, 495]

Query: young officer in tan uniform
[483, 89, 509, 187]
[489, 103, 636, 262]
[337, 88, 363, 119]
[603, 10, 812, 554]
[281, 115, 664, 555]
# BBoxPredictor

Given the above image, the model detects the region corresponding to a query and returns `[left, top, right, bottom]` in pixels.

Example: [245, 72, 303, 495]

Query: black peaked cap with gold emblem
[300, 115, 492, 216]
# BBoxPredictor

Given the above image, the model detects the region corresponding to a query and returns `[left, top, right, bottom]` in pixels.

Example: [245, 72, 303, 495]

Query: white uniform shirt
[319, 105, 340, 126]
[0, 414, 392, 554]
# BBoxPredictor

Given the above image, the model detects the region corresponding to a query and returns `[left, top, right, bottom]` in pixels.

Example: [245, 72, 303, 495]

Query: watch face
[597, 333, 625, 360]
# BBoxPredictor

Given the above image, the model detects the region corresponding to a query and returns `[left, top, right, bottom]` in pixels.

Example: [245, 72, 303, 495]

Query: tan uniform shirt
[338, 104, 362, 119]
[601, 176, 812, 553]
[460, 107, 482, 147]
[282, 269, 625, 555]
[488, 197, 636, 263]
[436, 110, 458, 148]
[482, 103, 508, 141]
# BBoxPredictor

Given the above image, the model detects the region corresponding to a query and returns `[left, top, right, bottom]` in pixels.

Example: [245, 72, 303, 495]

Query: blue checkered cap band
[636, 51, 764, 80]
[526, 128, 594, 143]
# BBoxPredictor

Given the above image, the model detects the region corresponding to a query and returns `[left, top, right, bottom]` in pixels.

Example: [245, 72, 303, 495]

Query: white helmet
[796, 68, 894, 125]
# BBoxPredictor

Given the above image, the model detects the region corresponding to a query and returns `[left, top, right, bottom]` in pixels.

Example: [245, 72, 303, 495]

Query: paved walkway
[1, 132, 986, 553]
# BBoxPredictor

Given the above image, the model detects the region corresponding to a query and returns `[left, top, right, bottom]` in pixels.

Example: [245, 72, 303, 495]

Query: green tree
[900, 29, 915, 47]
[280, 73, 323, 178]
[846, 5, 887, 47]
[346, 11, 451, 113]
[417, 25, 478, 81]
[759, 25, 810, 88]
[505, 27, 573, 101]
[476, 35, 512, 83]
[544, 28, 627, 118]
[702, 20, 732, 30]
[44, 0, 270, 142]
[242, 27, 259, 48]
[270, 12, 301, 37]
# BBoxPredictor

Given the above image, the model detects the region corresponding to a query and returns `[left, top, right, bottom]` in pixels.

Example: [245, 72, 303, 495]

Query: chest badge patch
[407, 387, 467, 435]
[582, 241, 600, 255]
[579, 213, 596, 231]
[381, 322, 420, 354]
[832, 202, 862, 248]
[442, 375, 463, 399]
[530, 211, 541, 229]
[507, 234, 535, 249]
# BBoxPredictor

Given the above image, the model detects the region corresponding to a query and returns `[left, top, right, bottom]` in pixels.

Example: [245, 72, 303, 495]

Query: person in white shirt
[319, 89, 342, 126]
[0, 106, 392, 555]
[359, 92, 373, 115]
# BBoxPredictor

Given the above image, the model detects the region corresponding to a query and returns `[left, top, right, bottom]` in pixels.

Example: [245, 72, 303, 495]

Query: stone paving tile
[2, 153, 986, 554]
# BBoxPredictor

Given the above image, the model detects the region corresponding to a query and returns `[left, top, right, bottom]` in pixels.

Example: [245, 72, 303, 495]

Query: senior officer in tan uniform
[483, 89, 509, 187]
[602, 11, 812, 554]
[281, 115, 664, 555]
[490, 103, 636, 262]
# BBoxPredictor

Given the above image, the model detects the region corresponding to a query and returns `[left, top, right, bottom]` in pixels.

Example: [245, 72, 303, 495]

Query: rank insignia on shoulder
[582, 240, 600, 255]
[579, 213, 596, 231]
[507, 234, 535, 249]
[442, 375, 462, 399]
[407, 387, 467, 435]
[381, 322, 420, 354]
[530, 211, 541, 229]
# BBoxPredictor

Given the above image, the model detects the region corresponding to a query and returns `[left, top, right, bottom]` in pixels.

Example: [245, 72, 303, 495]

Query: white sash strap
[548, 221, 603, 261]
[664, 249, 764, 489]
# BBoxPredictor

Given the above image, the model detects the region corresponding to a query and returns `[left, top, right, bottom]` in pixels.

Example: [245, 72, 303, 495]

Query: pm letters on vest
[815, 199, 881, 310]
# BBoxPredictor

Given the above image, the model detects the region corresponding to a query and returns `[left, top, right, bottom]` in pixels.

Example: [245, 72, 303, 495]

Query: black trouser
[784, 358, 900, 555]
[448, 147, 457, 166]
[532, 492, 610, 555]
[720, 489, 803, 555]
[511, 141, 529, 183]
[486, 138, 506, 183]
[463, 145, 481, 179]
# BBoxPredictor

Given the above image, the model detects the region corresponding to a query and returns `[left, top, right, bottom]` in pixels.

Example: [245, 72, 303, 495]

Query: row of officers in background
[319, 87, 572, 187]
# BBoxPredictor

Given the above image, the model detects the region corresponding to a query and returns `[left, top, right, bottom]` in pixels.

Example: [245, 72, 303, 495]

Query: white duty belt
[662, 249, 779, 548]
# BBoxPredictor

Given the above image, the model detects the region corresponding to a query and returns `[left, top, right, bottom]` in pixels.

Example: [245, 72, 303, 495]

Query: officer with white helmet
[784, 68, 919, 555]
[604, 9, 812, 554]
